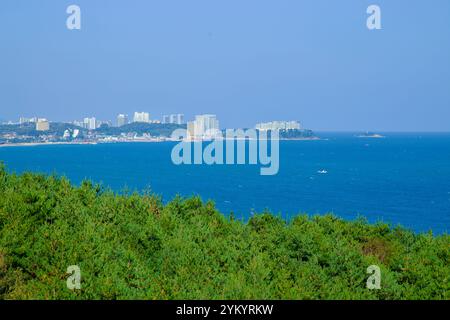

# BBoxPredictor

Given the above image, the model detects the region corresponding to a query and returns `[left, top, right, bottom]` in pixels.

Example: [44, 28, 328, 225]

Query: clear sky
[0, 0, 449, 131]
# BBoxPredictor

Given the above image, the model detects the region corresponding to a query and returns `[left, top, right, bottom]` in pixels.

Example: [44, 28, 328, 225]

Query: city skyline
[6, 110, 450, 132]
[7, 112, 304, 137]
[1, 1, 450, 131]
[4, 111, 185, 127]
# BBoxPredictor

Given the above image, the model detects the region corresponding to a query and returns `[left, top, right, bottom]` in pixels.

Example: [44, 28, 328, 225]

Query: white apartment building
[83, 117, 97, 130]
[117, 114, 129, 127]
[163, 114, 184, 125]
[20, 117, 38, 124]
[133, 112, 150, 123]
[36, 119, 50, 131]
[176, 114, 184, 125]
[162, 115, 170, 124]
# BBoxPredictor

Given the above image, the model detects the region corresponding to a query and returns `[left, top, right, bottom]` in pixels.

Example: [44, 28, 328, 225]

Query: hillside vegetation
[0, 164, 448, 300]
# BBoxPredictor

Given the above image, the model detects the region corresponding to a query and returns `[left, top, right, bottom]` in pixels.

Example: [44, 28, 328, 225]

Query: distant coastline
[0, 136, 323, 148]
[0, 141, 98, 148]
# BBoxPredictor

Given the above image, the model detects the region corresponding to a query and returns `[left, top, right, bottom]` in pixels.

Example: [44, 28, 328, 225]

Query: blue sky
[0, 0, 449, 131]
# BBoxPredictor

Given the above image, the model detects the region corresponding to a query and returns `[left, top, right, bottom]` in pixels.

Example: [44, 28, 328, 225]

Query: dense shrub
[0, 165, 448, 300]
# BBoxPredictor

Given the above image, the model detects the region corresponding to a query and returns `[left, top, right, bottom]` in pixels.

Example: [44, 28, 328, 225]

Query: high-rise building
[162, 115, 170, 124]
[187, 114, 220, 140]
[36, 119, 50, 131]
[19, 117, 29, 125]
[133, 112, 150, 123]
[187, 121, 195, 138]
[117, 114, 129, 127]
[20, 117, 38, 125]
[176, 114, 184, 125]
[163, 114, 184, 125]
[83, 117, 97, 130]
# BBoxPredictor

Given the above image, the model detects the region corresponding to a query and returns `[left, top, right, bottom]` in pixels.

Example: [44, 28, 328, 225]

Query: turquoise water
[1, 132, 449, 234]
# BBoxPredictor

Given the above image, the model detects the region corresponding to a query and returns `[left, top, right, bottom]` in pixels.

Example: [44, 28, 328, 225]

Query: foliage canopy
[0, 164, 448, 300]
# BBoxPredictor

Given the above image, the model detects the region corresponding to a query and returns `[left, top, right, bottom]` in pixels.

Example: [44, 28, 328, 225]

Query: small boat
[317, 169, 328, 174]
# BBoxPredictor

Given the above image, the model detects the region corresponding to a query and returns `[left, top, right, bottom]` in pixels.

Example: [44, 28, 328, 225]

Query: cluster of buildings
[116, 112, 185, 127]
[255, 121, 301, 131]
[72, 118, 113, 130]
[69, 112, 185, 130]
[14, 111, 187, 132]
[4, 113, 304, 145]
[19, 117, 50, 131]
[14, 114, 301, 134]
[185, 118, 302, 140]
[162, 114, 184, 125]
[132, 112, 152, 123]
[15, 115, 302, 135]
[187, 115, 220, 140]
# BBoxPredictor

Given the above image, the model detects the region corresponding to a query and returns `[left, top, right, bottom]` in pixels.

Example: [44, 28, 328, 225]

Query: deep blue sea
[1, 132, 449, 234]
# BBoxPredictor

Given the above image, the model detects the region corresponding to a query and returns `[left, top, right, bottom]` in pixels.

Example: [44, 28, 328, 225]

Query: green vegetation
[0, 123, 84, 139]
[96, 122, 186, 137]
[0, 164, 448, 300]
[0, 122, 186, 139]
[278, 129, 316, 139]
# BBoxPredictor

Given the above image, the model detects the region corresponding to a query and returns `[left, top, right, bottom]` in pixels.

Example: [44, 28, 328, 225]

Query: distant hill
[0, 122, 186, 138]
[0, 122, 318, 140]
[0, 122, 85, 137]
[96, 122, 186, 137]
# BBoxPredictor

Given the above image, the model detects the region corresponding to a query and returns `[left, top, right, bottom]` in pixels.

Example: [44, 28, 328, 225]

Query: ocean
[1, 132, 449, 234]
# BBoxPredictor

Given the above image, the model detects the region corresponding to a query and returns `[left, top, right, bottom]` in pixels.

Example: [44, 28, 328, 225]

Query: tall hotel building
[83, 117, 97, 130]
[162, 115, 170, 124]
[187, 114, 220, 140]
[133, 112, 150, 123]
[163, 114, 185, 125]
[117, 114, 129, 127]
[35, 119, 50, 131]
